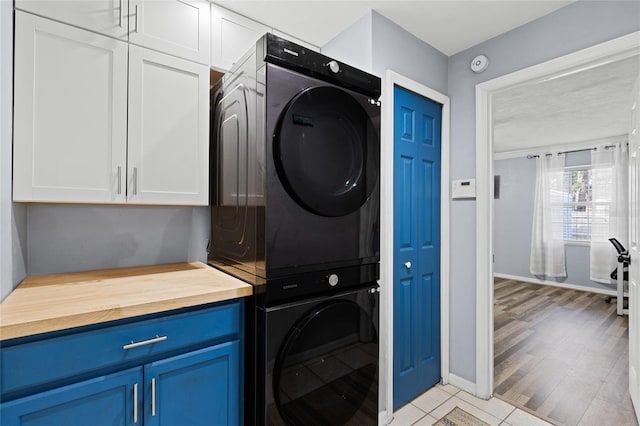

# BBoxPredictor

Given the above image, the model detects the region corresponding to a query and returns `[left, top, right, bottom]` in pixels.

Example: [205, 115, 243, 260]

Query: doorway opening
[475, 31, 640, 423]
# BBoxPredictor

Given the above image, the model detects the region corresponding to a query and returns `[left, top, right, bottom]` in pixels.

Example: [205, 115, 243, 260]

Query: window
[560, 167, 593, 242]
[557, 166, 612, 243]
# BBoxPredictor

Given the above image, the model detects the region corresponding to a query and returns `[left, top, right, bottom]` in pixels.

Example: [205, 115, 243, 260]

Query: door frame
[474, 31, 640, 399]
[380, 70, 450, 422]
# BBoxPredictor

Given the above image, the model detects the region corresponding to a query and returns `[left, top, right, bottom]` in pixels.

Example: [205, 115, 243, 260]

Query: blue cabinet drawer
[1, 301, 241, 398]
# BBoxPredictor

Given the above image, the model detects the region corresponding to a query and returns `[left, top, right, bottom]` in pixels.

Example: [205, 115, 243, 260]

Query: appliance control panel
[263, 263, 379, 307]
[260, 33, 381, 98]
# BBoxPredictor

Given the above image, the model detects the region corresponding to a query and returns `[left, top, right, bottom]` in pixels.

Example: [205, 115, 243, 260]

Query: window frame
[559, 164, 598, 245]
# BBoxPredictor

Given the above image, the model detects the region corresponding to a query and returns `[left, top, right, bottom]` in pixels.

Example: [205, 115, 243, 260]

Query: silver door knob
[404, 261, 411, 269]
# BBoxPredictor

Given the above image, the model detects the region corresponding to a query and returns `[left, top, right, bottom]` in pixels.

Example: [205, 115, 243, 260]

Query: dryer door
[271, 297, 378, 425]
[274, 86, 379, 217]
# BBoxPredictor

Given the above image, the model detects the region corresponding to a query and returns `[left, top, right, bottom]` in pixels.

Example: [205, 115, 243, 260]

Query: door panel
[15, 0, 129, 39]
[144, 341, 241, 426]
[393, 86, 442, 409]
[13, 12, 127, 203]
[629, 74, 640, 419]
[0, 368, 141, 426]
[129, 0, 210, 64]
[128, 45, 209, 205]
[273, 86, 379, 217]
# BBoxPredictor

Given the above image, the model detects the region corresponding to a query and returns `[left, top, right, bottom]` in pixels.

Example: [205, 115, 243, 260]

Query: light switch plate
[452, 178, 476, 199]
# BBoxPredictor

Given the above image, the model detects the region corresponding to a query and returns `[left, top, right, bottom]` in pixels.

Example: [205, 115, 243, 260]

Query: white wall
[448, 0, 640, 383]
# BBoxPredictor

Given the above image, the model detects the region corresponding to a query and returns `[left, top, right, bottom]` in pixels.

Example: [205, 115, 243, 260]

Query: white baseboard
[494, 273, 616, 296]
[448, 373, 477, 396]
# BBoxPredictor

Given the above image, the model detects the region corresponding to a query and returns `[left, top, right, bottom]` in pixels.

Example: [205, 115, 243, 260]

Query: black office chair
[605, 238, 629, 308]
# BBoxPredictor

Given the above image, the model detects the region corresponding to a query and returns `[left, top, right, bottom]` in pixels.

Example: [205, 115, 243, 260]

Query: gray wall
[322, 10, 373, 72]
[26, 205, 210, 275]
[1, 2, 27, 302]
[448, 0, 640, 383]
[323, 10, 448, 94]
[493, 153, 613, 292]
[371, 12, 448, 95]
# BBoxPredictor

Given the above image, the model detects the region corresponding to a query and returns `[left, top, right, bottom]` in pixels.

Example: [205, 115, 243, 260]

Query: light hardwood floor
[494, 278, 638, 426]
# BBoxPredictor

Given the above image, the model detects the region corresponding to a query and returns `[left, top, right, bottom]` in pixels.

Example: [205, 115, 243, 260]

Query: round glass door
[273, 300, 378, 425]
[274, 86, 379, 217]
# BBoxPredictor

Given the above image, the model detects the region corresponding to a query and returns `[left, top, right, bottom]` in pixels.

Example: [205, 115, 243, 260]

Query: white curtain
[530, 154, 567, 277]
[590, 144, 629, 284]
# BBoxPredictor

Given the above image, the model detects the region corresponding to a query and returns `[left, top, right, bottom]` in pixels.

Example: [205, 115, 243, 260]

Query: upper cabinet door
[129, 0, 210, 65]
[13, 11, 128, 204]
[15, 0, 129, 39]
[128, 46, 209, 206]
[210, 5, 270, 71]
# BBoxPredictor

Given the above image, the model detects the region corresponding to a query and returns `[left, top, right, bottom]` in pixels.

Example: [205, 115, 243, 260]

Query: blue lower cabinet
[1, 367, 142, 426]
[144, 341, 241, 426]
[1, 301, 244, 426]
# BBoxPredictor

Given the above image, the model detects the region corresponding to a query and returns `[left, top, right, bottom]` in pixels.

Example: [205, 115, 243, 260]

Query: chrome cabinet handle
[135, 4, 139, 33]
[117, 166, 122, 195]
[151, 378, 157, 416]
[123, 335, 167, 350]
[118, 0, 123, 28]
[132, 167, 138, 195]
[404, 261, 412, 269]
[133, 382, 139, 423]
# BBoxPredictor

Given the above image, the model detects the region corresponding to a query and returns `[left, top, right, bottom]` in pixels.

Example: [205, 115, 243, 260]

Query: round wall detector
[471, 55, 489, 73]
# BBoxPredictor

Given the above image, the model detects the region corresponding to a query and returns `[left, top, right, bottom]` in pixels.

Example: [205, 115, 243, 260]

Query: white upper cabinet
[129, 0, 210, 65]
[210, 4, 269, 71]
[13, 11, 209, 206]
[15, 0, 130, 39]
[128, 46, 209, 205]
[13, 11, 128, 203]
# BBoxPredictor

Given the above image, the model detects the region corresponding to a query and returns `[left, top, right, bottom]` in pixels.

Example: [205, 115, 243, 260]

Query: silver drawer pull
[133, 382, 139, 423]
[123, 335, 167, 350]
[151, 377, 157, 416]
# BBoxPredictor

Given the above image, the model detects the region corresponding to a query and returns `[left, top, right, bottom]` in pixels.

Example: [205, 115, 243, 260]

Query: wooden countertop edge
[0, 262, 254, 341]
[0, 286, 253, 341]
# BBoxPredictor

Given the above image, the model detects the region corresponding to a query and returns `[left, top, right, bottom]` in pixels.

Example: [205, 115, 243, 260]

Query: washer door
[274, 86, 379, 217]
[273, 299, 378, 425]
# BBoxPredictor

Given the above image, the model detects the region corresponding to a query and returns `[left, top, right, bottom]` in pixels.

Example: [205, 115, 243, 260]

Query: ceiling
[213, 0, 574, 56]
[492, 54, 640, 154]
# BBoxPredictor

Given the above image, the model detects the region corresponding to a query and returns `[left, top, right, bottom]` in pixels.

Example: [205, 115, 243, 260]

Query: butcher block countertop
[0, 262, 252, 341]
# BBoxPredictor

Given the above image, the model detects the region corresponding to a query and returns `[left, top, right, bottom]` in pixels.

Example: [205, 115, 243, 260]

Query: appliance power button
[328, 274, 339, 286]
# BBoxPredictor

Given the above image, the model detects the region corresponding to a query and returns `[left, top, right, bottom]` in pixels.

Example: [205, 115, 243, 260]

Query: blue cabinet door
[144, 340, 241, 426]
[393, 86, 442, 409]
[0, 367, 142, 426]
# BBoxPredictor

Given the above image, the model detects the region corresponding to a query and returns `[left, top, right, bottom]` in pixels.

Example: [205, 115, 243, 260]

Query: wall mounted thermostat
[452, 179, 476, 199]
[470, 55, 489, 73]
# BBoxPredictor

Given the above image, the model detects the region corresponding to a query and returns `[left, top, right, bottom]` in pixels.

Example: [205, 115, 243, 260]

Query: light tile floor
[390, 384, 554, 426]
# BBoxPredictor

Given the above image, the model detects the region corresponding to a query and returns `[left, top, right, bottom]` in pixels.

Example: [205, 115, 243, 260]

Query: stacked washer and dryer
[209, 33, 381, 425]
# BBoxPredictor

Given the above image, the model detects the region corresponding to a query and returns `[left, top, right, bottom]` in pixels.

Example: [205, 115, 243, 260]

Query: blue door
[393, 86, 442, 409]
[144, 340, 241, 426]
[0, 367, 141, 426]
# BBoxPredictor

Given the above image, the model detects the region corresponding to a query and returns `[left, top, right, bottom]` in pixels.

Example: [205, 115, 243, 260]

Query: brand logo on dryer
[283, 48, 299, 57]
